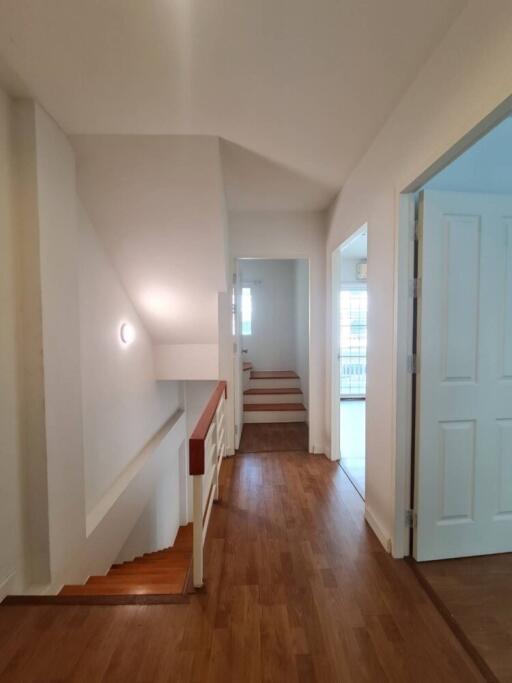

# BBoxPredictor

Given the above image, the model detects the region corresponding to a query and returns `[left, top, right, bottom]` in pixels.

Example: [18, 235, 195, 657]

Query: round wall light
[120, 322, 135, 346]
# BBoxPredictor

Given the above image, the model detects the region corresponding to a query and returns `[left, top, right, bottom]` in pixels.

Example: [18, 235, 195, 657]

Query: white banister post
[193, 474, 204, 588]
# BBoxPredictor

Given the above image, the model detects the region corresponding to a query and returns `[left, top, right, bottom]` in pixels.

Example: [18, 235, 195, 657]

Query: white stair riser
[249, 378, 301, 389]
[243, 410, 307, 423]
[244, 393, 303, 404]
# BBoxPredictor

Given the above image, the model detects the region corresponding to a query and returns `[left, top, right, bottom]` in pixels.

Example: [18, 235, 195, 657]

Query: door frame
[393, 97, 512, 558]
[232, 256, 313, 452]
[330, 223, 368, 464]
[232, 259, 244, 450]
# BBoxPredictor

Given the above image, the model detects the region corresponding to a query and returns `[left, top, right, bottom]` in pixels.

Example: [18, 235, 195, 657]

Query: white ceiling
[0, 0, 466, 211]
[220, 140, 335, 212]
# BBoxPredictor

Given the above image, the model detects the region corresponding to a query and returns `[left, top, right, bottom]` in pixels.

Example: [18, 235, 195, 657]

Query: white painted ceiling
[0, 0, 466, 211]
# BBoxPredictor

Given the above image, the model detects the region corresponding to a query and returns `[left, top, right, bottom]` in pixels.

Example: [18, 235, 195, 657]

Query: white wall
[230, 211, 326, 453]
[325, 0, 512, 555]
[340, 257, 362, 284]
[240, 259, 296, 372]
[78, 203, 181, 515]
[72, 135, 228, 365]
[0, 87, 27, 596]
[294, 260, 309, 410]
[1, 99, 187, 597]
[34, 101, 87, 583]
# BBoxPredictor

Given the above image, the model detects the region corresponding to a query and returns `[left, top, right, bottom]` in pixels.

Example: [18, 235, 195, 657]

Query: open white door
[232, 261, 244, 450]
[414, 189, 512, 560]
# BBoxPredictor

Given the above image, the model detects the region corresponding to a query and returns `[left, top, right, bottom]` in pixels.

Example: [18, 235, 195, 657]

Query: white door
[233, 261, 244, 450]
[414, 189, 512, 561]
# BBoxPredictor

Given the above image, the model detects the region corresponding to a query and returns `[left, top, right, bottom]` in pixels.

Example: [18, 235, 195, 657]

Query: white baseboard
[365, 506, 392, 553]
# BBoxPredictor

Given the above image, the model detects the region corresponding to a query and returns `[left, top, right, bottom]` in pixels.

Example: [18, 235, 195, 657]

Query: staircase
[58, 523, 193, 603]
[244, 370, 307, 423]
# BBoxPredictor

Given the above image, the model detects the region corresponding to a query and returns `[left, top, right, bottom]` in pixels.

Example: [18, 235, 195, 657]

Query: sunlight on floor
[340, 399, 365, 497]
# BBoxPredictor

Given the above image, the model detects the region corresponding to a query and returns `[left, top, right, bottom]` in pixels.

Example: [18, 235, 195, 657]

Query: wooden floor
[414, 554, 512, 682]
[238, 422, 308, 453]
[0, 452, 483, 682]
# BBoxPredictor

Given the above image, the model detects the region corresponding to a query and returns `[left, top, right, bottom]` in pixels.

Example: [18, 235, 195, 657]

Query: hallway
[0, 451, 481, 682]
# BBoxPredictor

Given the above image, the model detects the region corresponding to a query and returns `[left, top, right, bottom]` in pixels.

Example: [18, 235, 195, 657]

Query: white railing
[189, 381, 227, 588]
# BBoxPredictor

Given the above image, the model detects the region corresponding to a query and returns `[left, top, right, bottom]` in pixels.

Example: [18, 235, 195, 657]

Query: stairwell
[58, 524, 193, 603]
[243, 367, 307, 423]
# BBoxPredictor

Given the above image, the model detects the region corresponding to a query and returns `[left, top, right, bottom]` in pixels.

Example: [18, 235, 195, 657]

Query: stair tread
[243, 362, 253, 371]
[250, 371, 299, 379]
[60, 583, 184, 596]
[141, 549, 191, 558]
[131, 553, 192, 564]
[244, 403, 306, 412]
[109, 564, 190, 575]
[244, 388, 302, 395]
[88, 572, 186, 585]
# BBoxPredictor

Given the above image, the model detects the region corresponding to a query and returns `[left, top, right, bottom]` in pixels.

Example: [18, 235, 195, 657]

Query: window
[340, 288, 367, 396]
[241, 286, 252, 335]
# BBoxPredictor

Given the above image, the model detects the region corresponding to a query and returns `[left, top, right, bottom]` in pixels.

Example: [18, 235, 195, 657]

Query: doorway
[332, 226, 367, 497]
[233, 258, 310, 453]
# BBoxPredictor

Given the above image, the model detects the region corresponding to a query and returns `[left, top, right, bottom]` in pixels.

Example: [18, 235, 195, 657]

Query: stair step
[244, 403, 306, 412]
[243, 362, 253, 371]
[172, 524, 193, 549]
[58, 523, 193, 600]
[141, 548, 191, 558]
[130, 553, 192, 565]
[109, 564, 190, 575]
[250, 370, 299, 379]
[244, 388, 302, 395]
[88, 572, 186, 585]
[112, 549, 191, 568]
[60, 583, 184, 596]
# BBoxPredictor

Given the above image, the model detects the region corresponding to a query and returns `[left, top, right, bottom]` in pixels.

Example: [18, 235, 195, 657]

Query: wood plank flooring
[414, 554, 512, 682]
[0, 452, 483, 682]
[238, 422, 309, 453]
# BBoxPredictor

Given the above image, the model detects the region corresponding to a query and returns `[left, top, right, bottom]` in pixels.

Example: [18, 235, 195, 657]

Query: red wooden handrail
[189, 381, 227, 476]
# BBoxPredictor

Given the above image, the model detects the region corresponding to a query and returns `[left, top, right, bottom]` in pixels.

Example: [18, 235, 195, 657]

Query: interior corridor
[0, 451, 481, 682]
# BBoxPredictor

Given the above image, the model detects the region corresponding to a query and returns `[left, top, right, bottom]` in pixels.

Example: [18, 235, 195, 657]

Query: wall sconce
[120, 322, 135, 346]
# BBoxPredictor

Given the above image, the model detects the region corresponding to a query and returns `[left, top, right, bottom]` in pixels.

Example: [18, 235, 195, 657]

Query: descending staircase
[244, 370, 307, 423]
[58, 523, 193, 603]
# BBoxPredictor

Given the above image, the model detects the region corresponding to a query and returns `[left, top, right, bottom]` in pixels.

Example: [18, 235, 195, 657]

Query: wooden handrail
[189, 381, 227, 475]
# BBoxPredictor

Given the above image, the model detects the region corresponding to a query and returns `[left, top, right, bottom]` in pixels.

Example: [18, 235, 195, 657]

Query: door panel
[414, 190, 512, 560]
